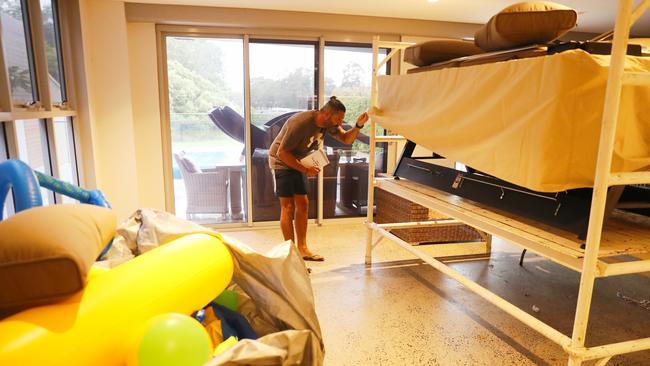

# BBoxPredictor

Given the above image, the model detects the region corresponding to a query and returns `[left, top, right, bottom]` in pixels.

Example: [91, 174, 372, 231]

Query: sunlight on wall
[128, 22, 166, 211]
[79, 0, 139, 221]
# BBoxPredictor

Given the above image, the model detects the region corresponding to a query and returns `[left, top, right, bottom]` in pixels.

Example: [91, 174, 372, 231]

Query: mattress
[370, 49, 650, 192]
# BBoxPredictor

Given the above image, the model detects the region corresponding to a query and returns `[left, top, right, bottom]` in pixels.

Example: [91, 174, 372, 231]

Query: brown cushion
[404, 39, 484, 67]
[0, 204, 115, 317]
[407, 46, 548, 74]
[474, 1, 577, 51]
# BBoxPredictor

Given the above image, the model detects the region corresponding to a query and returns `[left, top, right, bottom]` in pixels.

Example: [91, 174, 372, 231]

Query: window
[15, 119, 53, 204]
[249, 41, 317, 125]
[160, 30, 393, 225]
[40, 0, 66, 104]
[165, 36, 246, 224]
[249, 40, 318, 221]
[1, 0, 38, 104]
[0, 124, 7, 161]
[53, 117, 78, 202]
[0, 124, 14, 218]
[0, 0, 78, 214]
[324, 44, 388, 218]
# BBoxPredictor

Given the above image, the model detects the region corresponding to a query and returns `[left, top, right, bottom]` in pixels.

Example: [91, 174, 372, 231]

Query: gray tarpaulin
[100, 209, 324, 365]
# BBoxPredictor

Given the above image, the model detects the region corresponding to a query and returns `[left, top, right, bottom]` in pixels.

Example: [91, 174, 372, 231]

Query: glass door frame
[248, 37, 319, 222]
[157, 31, 250, 227]
[157, 25, 399, 228]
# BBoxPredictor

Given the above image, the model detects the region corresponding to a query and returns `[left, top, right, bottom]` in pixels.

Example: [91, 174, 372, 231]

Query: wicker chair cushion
[179, 154, 202, 173]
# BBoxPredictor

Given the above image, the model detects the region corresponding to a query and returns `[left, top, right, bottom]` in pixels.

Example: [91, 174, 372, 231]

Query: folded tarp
[371, 49, 650, 192]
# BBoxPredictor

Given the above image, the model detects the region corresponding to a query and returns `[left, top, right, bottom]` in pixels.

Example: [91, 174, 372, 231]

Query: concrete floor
[224, 222, 650, 365]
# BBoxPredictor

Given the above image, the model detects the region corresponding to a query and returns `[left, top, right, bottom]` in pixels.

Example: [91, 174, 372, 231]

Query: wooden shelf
[376, 177, 650, 275]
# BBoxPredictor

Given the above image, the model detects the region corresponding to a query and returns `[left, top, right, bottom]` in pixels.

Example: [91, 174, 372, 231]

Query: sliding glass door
[162, 33, 389, 225]
[324, 44, 388, 218]
[248, 40, 317, 221]
[165, 36, 247, 224]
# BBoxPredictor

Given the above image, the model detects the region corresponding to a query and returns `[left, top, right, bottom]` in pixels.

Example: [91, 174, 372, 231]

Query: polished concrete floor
[224, 222, 650, 365]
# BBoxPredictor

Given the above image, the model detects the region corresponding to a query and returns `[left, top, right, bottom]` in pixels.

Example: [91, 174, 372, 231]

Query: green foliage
[166, 38, 227, 89]
[164, 39, 375, 155]
[167, 60, 232, 143]
[45, 46, 60, 85]
[166, 38, 245, 143]
[167, 60, 229, 118]
[251, 67, 314, 110]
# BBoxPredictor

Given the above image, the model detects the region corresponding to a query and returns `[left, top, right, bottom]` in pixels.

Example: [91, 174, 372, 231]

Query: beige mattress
[370, 49, 650, 192]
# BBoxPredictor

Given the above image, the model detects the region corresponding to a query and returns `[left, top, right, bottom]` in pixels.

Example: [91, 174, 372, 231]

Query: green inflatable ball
[135, 313, 212, 366]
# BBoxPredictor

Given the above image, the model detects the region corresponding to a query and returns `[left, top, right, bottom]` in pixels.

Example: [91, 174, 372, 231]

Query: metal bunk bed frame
[364, 1, 650, 365]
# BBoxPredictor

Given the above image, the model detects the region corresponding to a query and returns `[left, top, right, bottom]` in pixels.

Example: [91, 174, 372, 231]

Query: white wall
[127, 23, 166, 211]
[78, 0, 140, 221]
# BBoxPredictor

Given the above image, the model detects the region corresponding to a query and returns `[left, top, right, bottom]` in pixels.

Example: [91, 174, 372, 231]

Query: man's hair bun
[323, 96, 346, 113]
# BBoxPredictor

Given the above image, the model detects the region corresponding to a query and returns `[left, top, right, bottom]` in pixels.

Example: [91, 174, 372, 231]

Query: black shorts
[274, 169, 308, 197]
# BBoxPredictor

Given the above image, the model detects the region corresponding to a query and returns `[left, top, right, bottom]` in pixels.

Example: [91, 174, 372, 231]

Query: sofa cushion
[0, 204, 116, 317]
[475, 1, 577, 51]
[404, 39, 484, 67]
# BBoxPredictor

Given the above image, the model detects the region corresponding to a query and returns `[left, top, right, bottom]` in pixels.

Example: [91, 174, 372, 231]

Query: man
[268, 96, 369, 262]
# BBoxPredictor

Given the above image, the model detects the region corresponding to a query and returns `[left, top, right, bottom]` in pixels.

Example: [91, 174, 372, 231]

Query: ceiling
[127, 0, 650, 35]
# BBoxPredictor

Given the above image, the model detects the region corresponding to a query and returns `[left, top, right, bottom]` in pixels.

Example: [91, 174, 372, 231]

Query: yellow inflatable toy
[0, 233, 233, 366]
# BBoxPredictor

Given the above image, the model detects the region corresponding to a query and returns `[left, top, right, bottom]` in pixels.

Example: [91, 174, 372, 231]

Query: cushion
[177, 152, 202, 173]
[407, 46, 547, 74]
[404, 39, 484, 67]
[474, 1, 577, 51]
[0, 204, 116, 317]
[181, 156, 202, 173]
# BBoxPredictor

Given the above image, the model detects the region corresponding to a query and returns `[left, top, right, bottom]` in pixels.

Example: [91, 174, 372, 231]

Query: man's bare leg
[279, 196, 295, 242]
[293, 194, 310, 255]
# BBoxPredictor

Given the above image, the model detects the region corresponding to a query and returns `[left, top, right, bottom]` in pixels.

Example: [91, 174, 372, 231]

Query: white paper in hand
[299, 149, 330, 168]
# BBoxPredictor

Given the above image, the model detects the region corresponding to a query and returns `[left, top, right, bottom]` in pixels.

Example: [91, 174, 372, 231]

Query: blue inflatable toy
[0, 159, 113, 258]
[0, 159, 43, 218]
[0, 159, 111, 220]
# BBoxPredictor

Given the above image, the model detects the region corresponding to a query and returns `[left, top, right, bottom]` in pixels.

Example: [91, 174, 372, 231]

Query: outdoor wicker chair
[173, 152, 229, 220]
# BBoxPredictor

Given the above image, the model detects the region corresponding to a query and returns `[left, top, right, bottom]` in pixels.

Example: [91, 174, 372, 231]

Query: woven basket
[375, 188, 484, 244]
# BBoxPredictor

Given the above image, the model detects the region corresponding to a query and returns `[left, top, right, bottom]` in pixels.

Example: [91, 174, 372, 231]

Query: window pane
[249, 41, 317, 221]
[166, 36, 246, 225]
[0, 123, 14, 218]
[324, 45, 387, 218]
[1, 0, 38, 103]
[40, 0, 66, 103]
[0, 123, 8, 160]
[53, 116, 78, 203]
[250, 42, 316, 125]
[15, 119, 52, 205]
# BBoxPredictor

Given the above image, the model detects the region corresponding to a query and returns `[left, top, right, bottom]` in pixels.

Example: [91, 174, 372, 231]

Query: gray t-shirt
[268, 111, 338, 170]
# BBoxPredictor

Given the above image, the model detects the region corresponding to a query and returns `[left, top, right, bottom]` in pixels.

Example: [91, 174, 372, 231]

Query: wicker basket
[375, 187, 484, 244]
